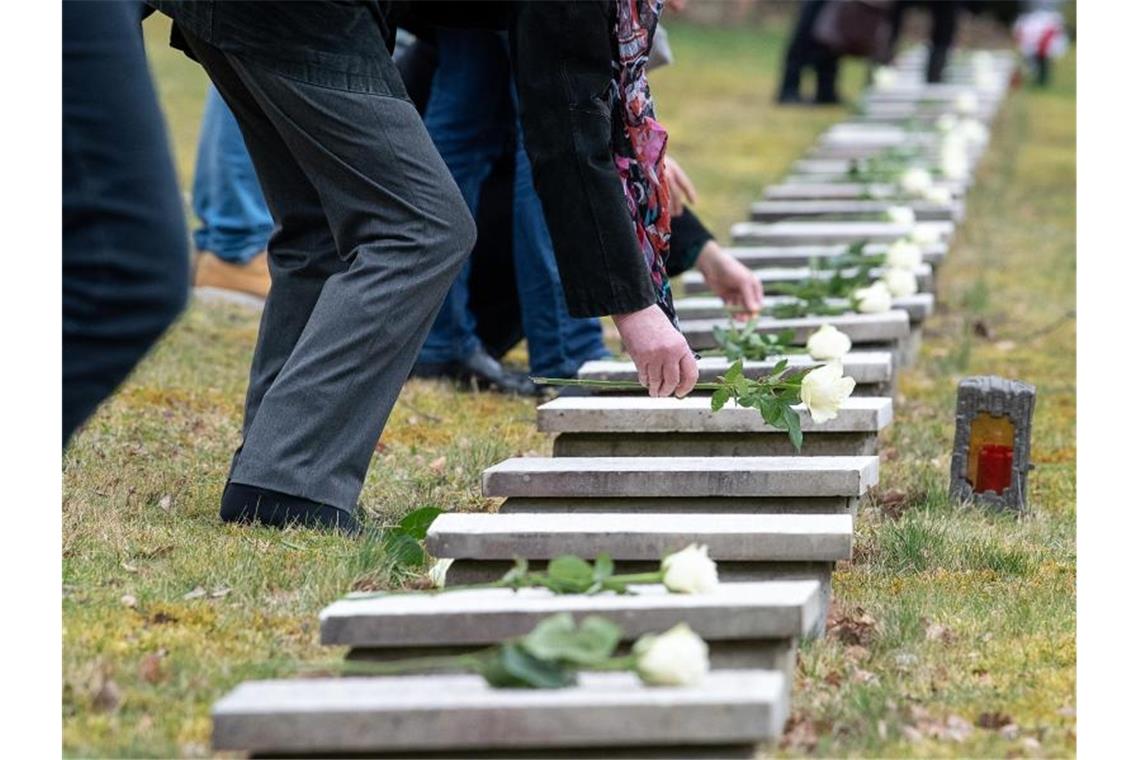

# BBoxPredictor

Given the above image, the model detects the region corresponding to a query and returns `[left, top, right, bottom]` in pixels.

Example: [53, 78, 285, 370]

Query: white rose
[853, 281, 893, 314]
[975, 68, 999, 92]
[883, 267, 918, 297]
[886, 239, 923, 271]
[956, 118, 989, 147]
[899, 167, 933, 196]
[872, 66, 899, 90]
[660, 544, 719, 594]
[955, 91, 979, 116]
[885, 205, 916, 227]
[800, 361, 857, 423]
[428, 558, 454, 589]
[806, 323, 852, 361]
[923, 185, 953, 205]
[909, 223, 941, 246]
[633, 623, 710, 687]
[940, 137, 969, 181]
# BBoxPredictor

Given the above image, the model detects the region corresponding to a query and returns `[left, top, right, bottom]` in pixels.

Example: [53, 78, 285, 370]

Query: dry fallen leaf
[139, 653, 165, 684]
[120, 594, 138, 608]
[977, 711, 1015, 730]
[853, 668, 879, 685]
[157, 494, 172, 511]
[780, 713, 820, 752]
[844, 644, 872, 663]
[828, 606, 879, 646]
[92, 678, 121, 713]
[428, 456, 447, 475]
[182, 586, 206, 601]
[210, 587, 231, 599]
[999, 724, 1020, 740]
[925, 621, 957, 644]
[121, 561, 138, 573]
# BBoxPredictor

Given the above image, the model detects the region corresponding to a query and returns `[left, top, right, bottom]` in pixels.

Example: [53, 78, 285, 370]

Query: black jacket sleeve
[665, 207, 715, 278]
[509, 0, 658, 319]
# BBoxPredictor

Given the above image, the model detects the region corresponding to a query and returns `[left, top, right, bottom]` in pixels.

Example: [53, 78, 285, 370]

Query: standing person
[776, 0, 842, 104]
[63, 0, 189, 445]
[410, 29, 611, 391]
[147, 0, 697, 533]
[192, 86, 273, 299]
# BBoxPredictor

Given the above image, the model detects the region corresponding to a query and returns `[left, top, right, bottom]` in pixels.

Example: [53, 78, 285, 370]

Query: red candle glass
[975, 444, 1013, 494]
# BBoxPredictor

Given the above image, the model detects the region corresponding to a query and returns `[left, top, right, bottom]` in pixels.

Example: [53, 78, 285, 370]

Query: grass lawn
[63, 16, 1075, 758]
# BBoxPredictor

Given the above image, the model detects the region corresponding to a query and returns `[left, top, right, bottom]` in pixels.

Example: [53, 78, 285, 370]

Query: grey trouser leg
[184, 37, 477, 511]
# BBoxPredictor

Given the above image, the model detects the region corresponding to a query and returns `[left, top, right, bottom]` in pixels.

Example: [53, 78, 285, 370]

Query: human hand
[612, 304, 698, 398]
[662, 156, 698, 217]
[696, 241, 764, 320]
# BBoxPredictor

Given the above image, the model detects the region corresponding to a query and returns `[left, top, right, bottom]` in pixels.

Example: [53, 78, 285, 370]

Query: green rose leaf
[397, 506, 443, 540]
[481, 642, 577, 689]
[546, 555, 596, 593]
[521, 613, 623, 666]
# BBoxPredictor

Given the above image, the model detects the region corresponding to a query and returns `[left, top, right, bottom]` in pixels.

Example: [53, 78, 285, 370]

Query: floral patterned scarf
[612, 0, 676, 326]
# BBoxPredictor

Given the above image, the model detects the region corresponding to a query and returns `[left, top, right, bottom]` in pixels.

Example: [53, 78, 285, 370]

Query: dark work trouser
[179, 33, 476, 512]
[63, 1, 190, 445]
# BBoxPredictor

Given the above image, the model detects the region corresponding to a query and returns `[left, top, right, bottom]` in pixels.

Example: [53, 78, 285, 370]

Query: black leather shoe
[220, 482, 360, 535]
[412, 346, 534, 395]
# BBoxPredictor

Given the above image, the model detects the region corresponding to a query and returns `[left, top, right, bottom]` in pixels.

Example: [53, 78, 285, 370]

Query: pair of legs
[63, 0, 189, 444]
[776, 0, 840, 104]
[192, 86, 274, 297]
[177, 32, 476, 529]
[415, 30, 610, 381]
[887, 1, 961, 84]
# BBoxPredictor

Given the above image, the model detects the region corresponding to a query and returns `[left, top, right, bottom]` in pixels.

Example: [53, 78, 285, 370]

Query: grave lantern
[948, 375, 1036, 511]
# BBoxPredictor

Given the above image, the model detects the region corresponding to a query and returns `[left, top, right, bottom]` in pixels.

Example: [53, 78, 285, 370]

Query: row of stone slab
[211, 48, 1013, 758]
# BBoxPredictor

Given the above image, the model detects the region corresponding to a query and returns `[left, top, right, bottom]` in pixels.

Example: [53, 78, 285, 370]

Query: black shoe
[412, 346, 533, 395]
[814, 93, 845, 106]
[220, 482, 360, 535]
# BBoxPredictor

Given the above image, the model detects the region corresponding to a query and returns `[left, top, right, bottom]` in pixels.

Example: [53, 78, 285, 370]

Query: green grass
[64, 17, 1074, 758]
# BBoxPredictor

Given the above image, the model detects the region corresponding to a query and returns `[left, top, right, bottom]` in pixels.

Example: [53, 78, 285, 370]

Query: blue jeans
[416, 30, 610, 378]
[192, 86, 274, 264]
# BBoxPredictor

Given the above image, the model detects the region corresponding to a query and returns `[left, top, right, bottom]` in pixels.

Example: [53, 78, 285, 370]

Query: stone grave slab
[749, 198, 961, 222]
[576, 352, 893, 395]
[213, 670, 789, 757]
[429, 512, 853, 605]
[321, 580, 822, 647]
[480, 456, 878, 500]
[679, 311, 911, 352]
[321, 580, 822, 676]
[763, 181, 963, 201]
[681, 264, 934, 295]
[538, 395, 891, 457]
[428, 512, 852, 564]
[497, 495, 862, 516]
[729, 220, 954, 246]
[674, 293, 934, 324]
[728, 242, 947, 267]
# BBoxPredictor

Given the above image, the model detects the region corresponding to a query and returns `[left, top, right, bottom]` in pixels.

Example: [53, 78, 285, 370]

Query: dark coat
[149, 0, 657, 319]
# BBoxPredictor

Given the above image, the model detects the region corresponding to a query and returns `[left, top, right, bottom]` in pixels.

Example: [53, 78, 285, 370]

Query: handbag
[812, 0, 893, 60]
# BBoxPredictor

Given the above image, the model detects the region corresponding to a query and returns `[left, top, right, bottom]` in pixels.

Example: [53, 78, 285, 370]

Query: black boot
[220, 482, 361, 535]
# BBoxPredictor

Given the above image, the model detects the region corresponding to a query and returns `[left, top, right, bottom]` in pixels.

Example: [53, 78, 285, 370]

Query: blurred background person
[63, 0, 189, 444]
[1013, 0, 1069, 86]
[191, 86, 273, 299]
[886, 1, 963, 84]
[776, 0, 843, 104]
